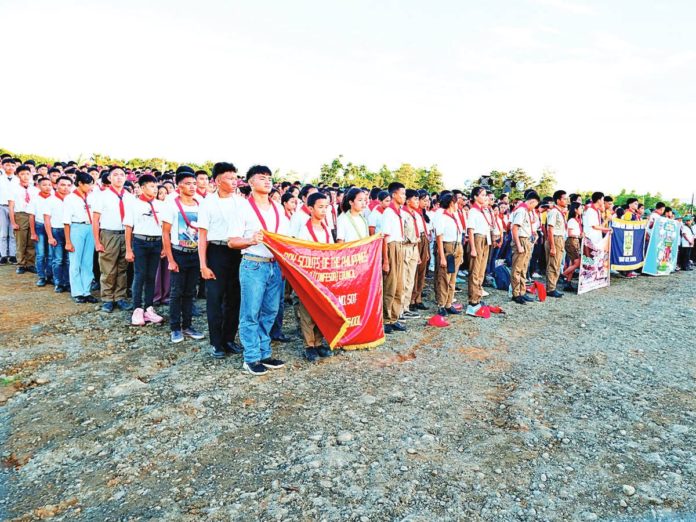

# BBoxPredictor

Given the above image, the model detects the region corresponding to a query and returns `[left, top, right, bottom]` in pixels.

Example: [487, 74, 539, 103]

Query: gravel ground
[1, 265, 695, 521]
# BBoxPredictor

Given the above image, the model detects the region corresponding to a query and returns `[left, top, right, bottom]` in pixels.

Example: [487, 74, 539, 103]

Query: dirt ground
[1, 264, 695, 521]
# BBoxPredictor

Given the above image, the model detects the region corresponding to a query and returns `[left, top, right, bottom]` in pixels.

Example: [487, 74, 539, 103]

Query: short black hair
[387, 181, 405, 195]
[552, 190, 566, 203]
[439, 192, 456, 209]
[405, 188, 419, 200]
[36, 176, 51, 184]
[591, 192, 604, 204]
[56, 176, 73, 184]
[138, 174, 158, 186]
[377, 190, 390, 202]
[307, 192, 328, 207]
[176, 165, 195, 176]
[48, 167, 60, 175]
[212, 162, 237, 180]
[246, 165, 272, 181]
[175, 171, 195, 185]
[525, 190, 541, 203]
[626, 197, 638, 206]
[75, 172, 94, 186]
[470, 186, 485, 201]
[603, 195, 613, 203]
[299, 184, 316, 200]
[16, 165, 31, 175]
[655, 202, 665, 210]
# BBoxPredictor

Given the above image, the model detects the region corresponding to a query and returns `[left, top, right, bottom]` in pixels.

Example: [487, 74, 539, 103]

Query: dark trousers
[132, 237, 162, 309]
[169, 250, 199, 331]
[205, 243, 241, 349]
[679, 246, 692, 270]
[50, 227, 70, 287]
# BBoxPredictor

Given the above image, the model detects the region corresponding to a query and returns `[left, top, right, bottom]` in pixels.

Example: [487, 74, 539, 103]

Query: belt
[0, 204, 8, 207]
[404, 242, 418, 246]
[72, 221, 89, 225]
[568, 236, 580, 240]
[243, 254, 275, 263]
[209, 240, 229, 246]
[172, 245, 198, 253]
[102, 229, 125, 234]
[133, 234, 161, 242]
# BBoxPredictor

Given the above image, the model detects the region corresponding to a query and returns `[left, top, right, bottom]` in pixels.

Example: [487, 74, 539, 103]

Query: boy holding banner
[296, 192, 334, 362]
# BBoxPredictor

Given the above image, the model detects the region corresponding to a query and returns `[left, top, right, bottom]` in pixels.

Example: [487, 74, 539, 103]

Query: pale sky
[2, 0, 695, 200]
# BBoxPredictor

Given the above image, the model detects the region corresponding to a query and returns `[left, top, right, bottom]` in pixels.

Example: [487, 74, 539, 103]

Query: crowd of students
[1, 154, 694, 376]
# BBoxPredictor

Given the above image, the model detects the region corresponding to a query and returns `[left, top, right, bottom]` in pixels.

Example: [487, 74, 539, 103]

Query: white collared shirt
[124, 197, 165, 237]
[582, 206, 603, 245]
[297, 220, 334, 244]
[511, 206, 533, 238]
[546, 208, 567, 238]
[467, 206, 492, 244]
[197, 192, 241, 242]
[434, 211, 461, 242]
[227, 199, 289, 258]
[92, 187, 135, 231]
[0, 175, 20, 205]
[27, 193, 53, 224]
[8, 184, 39, 213]
[336, 212, 369, 242]
[381, 206, 405, 243]
[289, 207, 310, 237]
[62, 191, 96, 225]
[44, 194, 67, 227]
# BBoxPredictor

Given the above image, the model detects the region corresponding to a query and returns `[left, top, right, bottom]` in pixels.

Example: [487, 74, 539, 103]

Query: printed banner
[578, 234, 611, 295]
[262, 231, 385, 350]
[610, 218, 647, 271]
[643, 217, 680, 276]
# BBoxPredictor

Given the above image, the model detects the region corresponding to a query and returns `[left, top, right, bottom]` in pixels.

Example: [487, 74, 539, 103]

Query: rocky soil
[1, 265, 695, 521]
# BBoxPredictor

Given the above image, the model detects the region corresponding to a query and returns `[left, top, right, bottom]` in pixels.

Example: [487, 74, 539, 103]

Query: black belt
[102, 229, 125, 234]
[209, 240, 228, 246]
[133, 234, 161, 242]
[72, 222, 89, 225]
[173, 245, 198, 253]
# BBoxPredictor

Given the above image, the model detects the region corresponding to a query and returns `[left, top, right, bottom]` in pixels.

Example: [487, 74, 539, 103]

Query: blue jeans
[270, 279, 286, 339]
[68, 223, 95, 297]
[50, 227, 70, 287]
[132, 237, 162, 309]
[239, 258, 283, 363]
[35, 222, 53, 280]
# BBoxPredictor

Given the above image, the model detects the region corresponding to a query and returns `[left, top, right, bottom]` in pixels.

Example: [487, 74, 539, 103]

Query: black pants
[205, 243, 241, 348]
[169, 250, 199, 331]
[132, 237, 162, 309]
[679, 246, 692, 270]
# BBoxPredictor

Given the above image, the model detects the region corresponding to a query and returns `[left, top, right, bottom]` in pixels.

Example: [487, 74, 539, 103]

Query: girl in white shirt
[336, 188, 369, 243]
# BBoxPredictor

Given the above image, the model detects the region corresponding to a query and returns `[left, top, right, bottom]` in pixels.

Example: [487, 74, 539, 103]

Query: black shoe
[101, 301, 115, 313]
[90, 280, 100, 291]
[437, 307, 448, 316]
[523, 294, 536, 302]
[548, 290, 563, 298]
[74, 296, 87, 303]
[8, 256, 17, 264]
[36, 278, 47, 287]
[446, 306, 461, 315]
[115, 299, 133, 311]
[261, 357, 285, 369]
[26, 266, 37, 274]
[413, 302, 428, 311]
[54, 285, 64, 293]
[211, 346, 226, 359]
[305, 348, 319, 362]
[16, 267, 26, 274]
[512, 296, 527, 305]
[84, 295, 99, 303]
[243, 361, 268, 376]
[224, 341, 243, 354]
[563, 282, 576, 292]
[317, 346, 332, 358]
[392, 321, 407, 332]
[271, 334, 293, 343]
[46, 276, 53, 285]
[384, 324, 394, 334]
[0, 257, 7, 265]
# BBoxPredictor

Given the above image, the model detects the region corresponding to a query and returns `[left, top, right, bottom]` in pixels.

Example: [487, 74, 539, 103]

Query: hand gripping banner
[610, 218, 647, 271]
[262, 231, 385, 350]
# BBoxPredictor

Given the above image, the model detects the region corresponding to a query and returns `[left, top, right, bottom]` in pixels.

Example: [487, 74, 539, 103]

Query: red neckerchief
[444, 210, 461, 235]
[403, 206, 420, 236]
[388, 202, 404, 236]
[74, 189, 92, 224]
[139, 195, 159, 225]
[306, 220, 329, 243]
[55, 193, 66, 202]
[284, 209, 292, 220]
[38, 192, 51, 199]
[248, 196, 279, 233]
[174, 197, 198, 231]
[109, 186, 126, 222]
[517, 202, 535, 229]
[471, 203, 493, 230]
[20, 184, 30, 203]
[457, 208, 466, 230]
[554, 207, 568, 233]
[301, 205, 311, 216]
[377, 206, 385, 214]
[418, 209, 429, 239]
[196, 189, 207, 198]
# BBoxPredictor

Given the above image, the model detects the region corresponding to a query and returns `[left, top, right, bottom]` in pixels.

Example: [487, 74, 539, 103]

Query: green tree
[534, 168, 557, 197]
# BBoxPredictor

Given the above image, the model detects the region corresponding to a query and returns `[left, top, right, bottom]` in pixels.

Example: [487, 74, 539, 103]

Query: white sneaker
[481, 289, 490, 297]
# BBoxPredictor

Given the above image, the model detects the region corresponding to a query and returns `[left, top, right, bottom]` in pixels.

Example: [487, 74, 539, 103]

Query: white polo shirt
[0, 175, 20, 205]
[124, 197, 164, 237]
[227, 198, 289, 258]
[8, 184, 38, 213]
[511, 205, 533, 238]
[197, 192, 242, 242]
[92, 187, 135, 231]
[289, 206, 311, 237]
[336, 212, 369, 242]
[567, 218, 582, 238]
[44, 194, 68, 228]
[381, 205, 404, 243]
[27, 193, 53, 224]
[467, 206, 492, 244]
[62, 191, 96, 225]
[434, 211, 461, 242]
[297, 220, 334, 244]
[582, 205, 603, 245]
[546, 207, 567, 238]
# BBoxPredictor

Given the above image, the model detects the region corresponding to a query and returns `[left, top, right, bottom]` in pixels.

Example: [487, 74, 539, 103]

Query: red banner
[262, 231, 385, 350]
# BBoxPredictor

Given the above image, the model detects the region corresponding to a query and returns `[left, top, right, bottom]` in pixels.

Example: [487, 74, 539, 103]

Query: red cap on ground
[427, 314, 450, 327]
